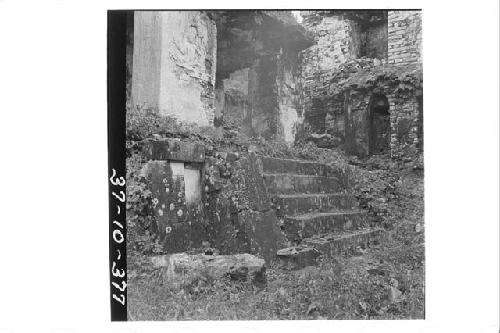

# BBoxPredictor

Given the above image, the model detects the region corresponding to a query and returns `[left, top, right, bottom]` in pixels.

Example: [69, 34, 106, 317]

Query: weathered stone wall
[341, 80, 423, 158]
[300, 14, 343, 137]
[130, 11, 217, 125]
[344, 89, 371, 156]
[389, 90, 422, 157]
[125, 12, 134, 108]
[245, 56, 280, 139]
[364, 22, 388, 59]
[301, 13, 358, 74]
[205, 151, 285, 262]
[140, 140, 208, 252]
[277, 49, 304, 143]
[219, 52, 304, 143]
[220, 68, 250, 131]
[325, 97, 345, 141]
[299, 12, 381, 139]
[213, 11, 311, 142]
[139, 139, 284, 262]
[387, 11, 422, 65]
[298, 10, 422, 158]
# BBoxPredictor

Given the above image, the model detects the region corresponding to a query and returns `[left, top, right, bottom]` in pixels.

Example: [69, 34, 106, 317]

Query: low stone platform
[151, 253, 266, 288]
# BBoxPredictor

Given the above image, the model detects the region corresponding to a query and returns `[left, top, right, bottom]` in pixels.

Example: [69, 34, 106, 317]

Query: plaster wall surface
[364, 23, 388, 59]
[277, 51, 303, 143]
[131, 11, 217, 125]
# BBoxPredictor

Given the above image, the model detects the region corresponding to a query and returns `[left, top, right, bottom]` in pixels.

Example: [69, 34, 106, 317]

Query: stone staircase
[259, 156, 384, 269]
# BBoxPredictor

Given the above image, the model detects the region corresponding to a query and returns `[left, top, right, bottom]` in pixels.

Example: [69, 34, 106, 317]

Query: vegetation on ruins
[126, 107, 424, 320]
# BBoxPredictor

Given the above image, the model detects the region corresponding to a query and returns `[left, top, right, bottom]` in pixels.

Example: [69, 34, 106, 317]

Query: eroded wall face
[131, 12, 162, 112]
[140, 140, 284, 261]
[300, 14, 364, 139]
[364, 22, 388, 59]
[388, 11, 422, 65]
[125, 12, 134, 108]
[389, 92, 422, 156]
[214, 11, 310, 143]
[276, 50, 304, 143]
[131, 11, 217, 125]
[141, 140, 207, 253]
[246, 56, 280, 139]
[217, 52, 303, 143]
[299, 11, 422, 158]
[219, 68, 250, 131]
[344, 90, 371, 157]
[301, 15, 357, 77]
[342, 87, 423, 158]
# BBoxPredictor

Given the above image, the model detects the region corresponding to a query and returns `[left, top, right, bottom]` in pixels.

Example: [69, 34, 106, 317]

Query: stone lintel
[143, 139, 206, 163]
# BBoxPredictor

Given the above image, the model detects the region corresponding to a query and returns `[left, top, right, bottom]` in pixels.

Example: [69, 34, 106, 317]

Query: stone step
[303, 228, 385, 257]
[273, 193, 358, 216]
[260, 156, 341, 177]
[263, 173, 344, 195]
[282, 210, 367, 242]
[276, 246, 320, 270]
[276, 228, 384, 269]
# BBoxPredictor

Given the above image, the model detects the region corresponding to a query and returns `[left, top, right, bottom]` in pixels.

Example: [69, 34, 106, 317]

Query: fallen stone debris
[150, 253, 266, 288]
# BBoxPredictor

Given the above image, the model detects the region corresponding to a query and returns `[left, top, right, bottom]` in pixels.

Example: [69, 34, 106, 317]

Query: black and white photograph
[118, 9, 425, 320]
[0, 1, 498, 332]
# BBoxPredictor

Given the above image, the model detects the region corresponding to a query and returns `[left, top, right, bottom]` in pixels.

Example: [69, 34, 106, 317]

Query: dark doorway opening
[368, 94, 390, 155]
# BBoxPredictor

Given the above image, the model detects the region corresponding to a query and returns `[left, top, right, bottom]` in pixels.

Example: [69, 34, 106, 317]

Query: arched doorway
[368, 94, 390, 155]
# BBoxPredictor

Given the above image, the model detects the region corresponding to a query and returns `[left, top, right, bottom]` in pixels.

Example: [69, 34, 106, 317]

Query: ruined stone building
[127, 11, 311, 142]
[127, 10, 422, 157]
[300, 11, 423, 157]
[126, 10, 423, 262]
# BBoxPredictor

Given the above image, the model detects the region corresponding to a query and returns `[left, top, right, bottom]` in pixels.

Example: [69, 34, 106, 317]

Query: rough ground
[127, 153, 424, 320]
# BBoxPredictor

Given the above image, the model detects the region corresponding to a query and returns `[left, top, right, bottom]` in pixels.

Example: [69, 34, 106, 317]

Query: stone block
[303, 228, 385, 257]
[143, 139, 205, 163]
[238, 153, 271, 212]
[151, 253, 266, 288]
[277, 246, 320, 270]
[283, 210, 366, 241]
[274, 193, 357, 216]
[238, 210, 286, 263]
[263, 174, 343, 195]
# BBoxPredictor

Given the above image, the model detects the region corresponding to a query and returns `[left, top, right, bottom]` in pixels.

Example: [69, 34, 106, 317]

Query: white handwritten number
[112, 281, 127, 292]
[113, 229, 124, 244]
[111, 261, 125, 278]
[113, 294, 126, 306]
[109, 169, 126, 187]
[113, 220, 124, 229]
[116, 249, 121, 260]
[112, 190, 126, 202]
[110, 168, 126, 308]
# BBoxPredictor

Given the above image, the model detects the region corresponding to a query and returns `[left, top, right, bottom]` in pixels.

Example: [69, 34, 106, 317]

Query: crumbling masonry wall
[139, 139, 284, 262]
[299, 11, 389, 138]
[388, 11, 422, 65]
[341, 71, 423, 158]
[300, 13, 358, 125]
[298, 10, 422, 158]
[214, 11, 311, 142]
